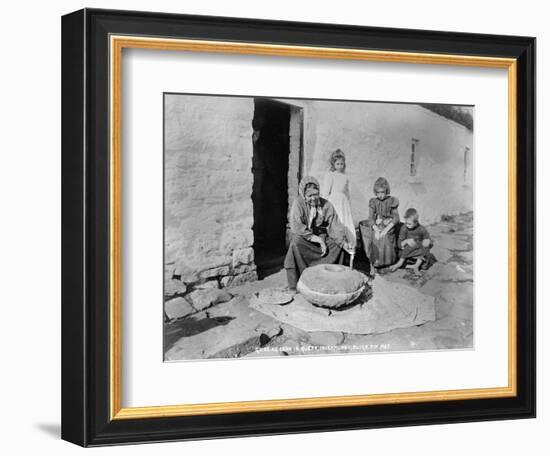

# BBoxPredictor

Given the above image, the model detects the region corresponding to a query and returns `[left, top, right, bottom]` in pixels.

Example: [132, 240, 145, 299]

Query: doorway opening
[251, 98, 303, 279]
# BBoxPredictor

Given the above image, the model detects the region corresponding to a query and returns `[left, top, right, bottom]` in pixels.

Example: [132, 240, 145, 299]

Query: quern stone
[297, 264, 367, 308]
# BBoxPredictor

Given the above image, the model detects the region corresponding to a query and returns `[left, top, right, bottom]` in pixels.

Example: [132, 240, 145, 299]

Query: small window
[410, 139, 419, 177]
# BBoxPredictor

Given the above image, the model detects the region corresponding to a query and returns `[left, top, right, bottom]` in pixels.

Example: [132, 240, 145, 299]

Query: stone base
[250, 276, 435, 335]
[165, 297, 282, 360]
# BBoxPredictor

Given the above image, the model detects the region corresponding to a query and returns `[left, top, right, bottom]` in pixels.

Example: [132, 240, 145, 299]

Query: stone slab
[165, 297, 281, 360]
[194, 280, 220, 290]
[427, 262, 473, 282]
[187, 288, 233, 312]
[165, 297, 194, 320]
[164, 279, 187, 299]
[430, 244, 453, 264]
[250, 276, 435, 335]
[431, 235, 470, 251]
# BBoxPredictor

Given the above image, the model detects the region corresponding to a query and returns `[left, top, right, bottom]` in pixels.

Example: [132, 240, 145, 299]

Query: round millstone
[297, 264, 368, 309]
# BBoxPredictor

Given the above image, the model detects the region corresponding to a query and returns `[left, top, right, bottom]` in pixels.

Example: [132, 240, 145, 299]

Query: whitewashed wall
[292, 100, 474, 226]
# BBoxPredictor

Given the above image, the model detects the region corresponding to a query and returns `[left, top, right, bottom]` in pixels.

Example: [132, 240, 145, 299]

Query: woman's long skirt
[284, 234, 346, 289]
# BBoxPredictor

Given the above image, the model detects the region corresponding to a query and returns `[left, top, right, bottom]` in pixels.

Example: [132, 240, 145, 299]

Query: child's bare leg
[389, 258, 405, 272]
[408, 258, 423, 275]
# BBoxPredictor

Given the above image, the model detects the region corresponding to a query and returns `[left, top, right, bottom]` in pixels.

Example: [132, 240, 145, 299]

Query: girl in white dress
[321, 149, 356, 255]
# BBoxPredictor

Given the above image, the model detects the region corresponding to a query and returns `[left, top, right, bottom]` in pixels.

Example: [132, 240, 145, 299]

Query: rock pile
[164, 281, 234, 321]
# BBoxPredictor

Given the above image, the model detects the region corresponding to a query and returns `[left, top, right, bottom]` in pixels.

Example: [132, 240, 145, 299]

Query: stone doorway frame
[284, 102, 305, 247]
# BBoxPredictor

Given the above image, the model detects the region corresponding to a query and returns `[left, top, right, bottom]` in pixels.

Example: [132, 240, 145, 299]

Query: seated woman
[284, 176, 350, 291]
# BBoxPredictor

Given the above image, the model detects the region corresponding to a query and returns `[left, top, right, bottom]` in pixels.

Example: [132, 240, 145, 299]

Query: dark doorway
[252, 98, 292, 278]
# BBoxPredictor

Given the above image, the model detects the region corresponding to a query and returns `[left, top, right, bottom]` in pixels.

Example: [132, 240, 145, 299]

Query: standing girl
[321, 149, 356, 255]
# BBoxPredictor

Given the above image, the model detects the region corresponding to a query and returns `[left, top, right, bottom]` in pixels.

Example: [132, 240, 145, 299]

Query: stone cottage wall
[282, 100, 474, 226]
[164, 94, 257, 290]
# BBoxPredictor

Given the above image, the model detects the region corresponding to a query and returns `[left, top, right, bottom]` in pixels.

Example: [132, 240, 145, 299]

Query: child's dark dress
[358, 196, 400, 267]
[398, 223, 432, 260]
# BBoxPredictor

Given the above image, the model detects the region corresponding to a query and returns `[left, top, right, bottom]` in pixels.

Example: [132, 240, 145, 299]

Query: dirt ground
[164, 213, 473, 361]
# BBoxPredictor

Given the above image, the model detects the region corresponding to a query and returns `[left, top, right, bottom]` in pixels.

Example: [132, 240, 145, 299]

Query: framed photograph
[61, 8, 535, 446]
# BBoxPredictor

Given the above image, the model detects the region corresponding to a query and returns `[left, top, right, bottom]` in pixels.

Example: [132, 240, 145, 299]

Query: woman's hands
[310, 235, 328, 256]
[343, 240, 355, 253]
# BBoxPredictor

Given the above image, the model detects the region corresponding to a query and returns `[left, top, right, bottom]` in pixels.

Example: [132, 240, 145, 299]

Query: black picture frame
[62, 8, 535, 447]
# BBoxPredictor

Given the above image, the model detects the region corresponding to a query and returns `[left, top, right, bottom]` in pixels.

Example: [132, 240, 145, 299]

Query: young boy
[390, 208, 433, 274]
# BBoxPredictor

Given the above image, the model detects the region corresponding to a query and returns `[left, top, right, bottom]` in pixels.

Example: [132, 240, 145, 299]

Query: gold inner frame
[109, 35, 517, 420]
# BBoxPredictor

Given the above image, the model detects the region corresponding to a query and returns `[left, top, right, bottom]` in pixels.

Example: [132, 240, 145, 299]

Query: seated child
[390, 208, 433, 274]
[358, 177, 400, 274]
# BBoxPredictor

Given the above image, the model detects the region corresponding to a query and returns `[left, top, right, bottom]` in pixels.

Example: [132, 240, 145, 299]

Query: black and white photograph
[163, 94, 474, 361]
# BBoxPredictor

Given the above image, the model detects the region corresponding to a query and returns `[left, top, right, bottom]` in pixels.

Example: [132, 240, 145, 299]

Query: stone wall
[164, 94, 257, 291]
